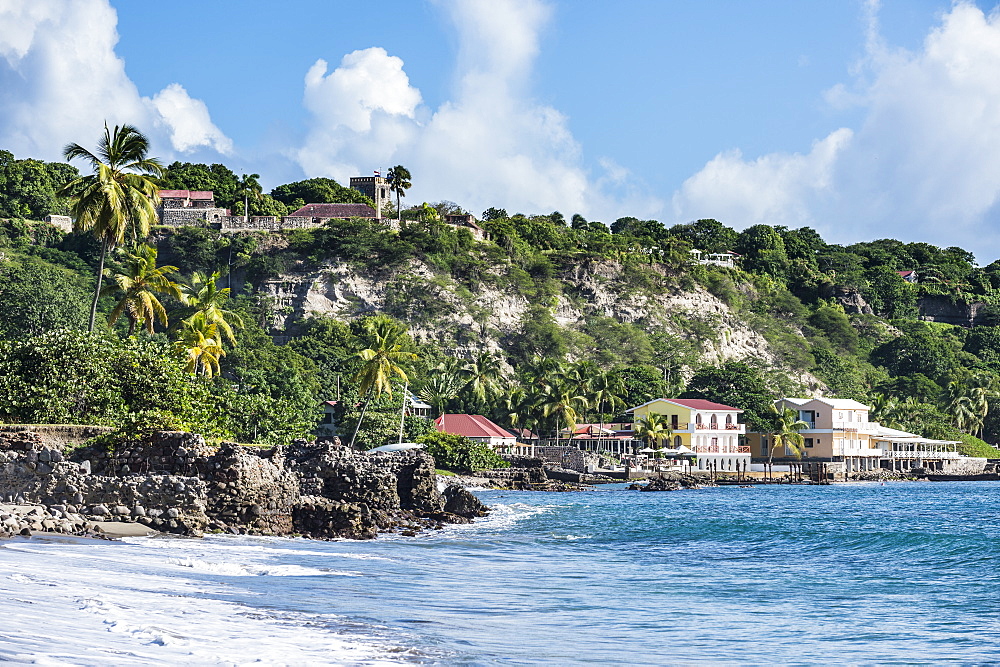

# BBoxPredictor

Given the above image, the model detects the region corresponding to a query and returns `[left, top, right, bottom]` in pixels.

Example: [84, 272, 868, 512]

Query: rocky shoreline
[0, 428, 488, 541]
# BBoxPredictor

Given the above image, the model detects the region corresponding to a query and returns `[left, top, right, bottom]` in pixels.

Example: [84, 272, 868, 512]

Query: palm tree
[634, 413, 673, 451]
[386, 165, 412, 222]
[539, 379, 589, 447]
[177, 270, 243, 344]
[589, 369, 626, 430]
[235, 173, 264, 218]
[870, 392, 901, 429]
[60, 123, 164, 332]
[766, 404, 809, 465]
[101, 244, 180, 335]
[348, 315, 418, 449]
[419, 360, 466, 417]
[461, 351, 507, 408]
[174, 312, 226, 377]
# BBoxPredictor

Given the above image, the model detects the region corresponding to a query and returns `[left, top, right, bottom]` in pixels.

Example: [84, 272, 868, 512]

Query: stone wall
[0, 430, 485, 540]
[159, 207, 229, 227]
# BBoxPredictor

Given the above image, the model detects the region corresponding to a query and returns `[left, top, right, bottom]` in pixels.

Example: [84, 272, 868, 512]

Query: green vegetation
[5, 132, 1000, 457]
[416, 432, 509, 472]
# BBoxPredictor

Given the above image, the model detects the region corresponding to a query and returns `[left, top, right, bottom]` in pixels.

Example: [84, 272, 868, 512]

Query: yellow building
[626, 398, 748, 472]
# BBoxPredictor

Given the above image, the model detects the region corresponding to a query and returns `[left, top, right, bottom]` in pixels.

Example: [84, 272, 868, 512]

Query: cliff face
[917, 295, 990, 327]
[256, 258, 820, 387]
[0, 430, 487, 540]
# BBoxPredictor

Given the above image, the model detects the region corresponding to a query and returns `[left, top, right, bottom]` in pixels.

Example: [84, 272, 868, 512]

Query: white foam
[0, 538, 407, 664]
[167, 556, 360, 577]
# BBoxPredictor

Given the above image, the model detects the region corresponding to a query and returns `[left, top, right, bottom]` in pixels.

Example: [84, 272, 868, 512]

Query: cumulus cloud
[0, 0, 231, 160]
[672, 1, 1000, 261]
[296, 48, 422, 178]
[152, 83, 233, 154]
[295, 0, 659, 220]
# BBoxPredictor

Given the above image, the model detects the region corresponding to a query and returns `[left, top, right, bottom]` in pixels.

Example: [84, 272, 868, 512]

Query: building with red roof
[435, 414, 524, 453]
[626, 398, 749, 473]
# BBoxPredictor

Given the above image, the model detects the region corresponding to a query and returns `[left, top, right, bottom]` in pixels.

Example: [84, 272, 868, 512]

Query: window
[804, 438, 814, 448]
[674, 435, 682, 448]
[710, 414, 718, 427]
[695, 414, 702, 425]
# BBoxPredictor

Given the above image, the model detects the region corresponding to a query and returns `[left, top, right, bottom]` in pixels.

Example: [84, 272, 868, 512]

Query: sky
[3, 0, 1000, 261]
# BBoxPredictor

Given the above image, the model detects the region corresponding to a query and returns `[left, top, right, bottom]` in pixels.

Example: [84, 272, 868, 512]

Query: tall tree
[101, 244, 180, 335]
[349, 316, 418, 448]
[386, 165, 412, 222]
[60, 123, 163, 332]
[174, 311, 226, 377]
[766, 405, 809, 465]
[177, 270, 243, 344]
[634, 413, 673, 450]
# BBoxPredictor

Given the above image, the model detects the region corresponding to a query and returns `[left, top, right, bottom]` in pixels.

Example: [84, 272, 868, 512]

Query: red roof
[627, 398, 742, 412]
[435, 414, 512, 439]
[667, 398, 742, 412]
[289, 203, 377, 218]
[897, 270, 915, 277]
[158, 189, 214, 200]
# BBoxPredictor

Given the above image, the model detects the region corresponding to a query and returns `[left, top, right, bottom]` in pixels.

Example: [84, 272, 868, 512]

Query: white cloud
[295, 0, 660, 220]
[0, 0, 231, 161]
[296, 48, 422, 179]
[671, 1, 1000, 261]
[672, 129, 852, 230]
[152, 83, 233, 154]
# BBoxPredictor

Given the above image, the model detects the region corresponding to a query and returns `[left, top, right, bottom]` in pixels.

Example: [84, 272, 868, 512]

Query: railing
[690, 444, 750, 454]
[881, 450, 961, 459]
[693, 422, 745, 432]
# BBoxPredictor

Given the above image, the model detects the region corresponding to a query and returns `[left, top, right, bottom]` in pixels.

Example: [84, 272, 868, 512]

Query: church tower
[349, 174, 390, 219]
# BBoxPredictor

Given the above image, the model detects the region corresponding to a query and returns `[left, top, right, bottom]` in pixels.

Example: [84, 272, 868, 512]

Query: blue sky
[4, 1, 1000, 260]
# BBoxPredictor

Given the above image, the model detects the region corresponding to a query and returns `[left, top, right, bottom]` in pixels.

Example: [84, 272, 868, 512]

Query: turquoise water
[2, 482, 999, 664]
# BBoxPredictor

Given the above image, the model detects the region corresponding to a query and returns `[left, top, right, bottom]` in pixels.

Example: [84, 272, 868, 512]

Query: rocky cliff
[0, 429, 487, 540]
[255, 257, 821, 388]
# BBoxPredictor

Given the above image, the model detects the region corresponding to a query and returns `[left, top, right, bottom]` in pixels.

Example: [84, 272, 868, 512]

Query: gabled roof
[897, 270, 915, 277]
[159, 189, 191, 198]
[625, 398, 742, 413]
[189, 191, 214, 200]
[778, 397, 870, 410]
[289, 203, 377, 218]
[435, 414, 513, 439]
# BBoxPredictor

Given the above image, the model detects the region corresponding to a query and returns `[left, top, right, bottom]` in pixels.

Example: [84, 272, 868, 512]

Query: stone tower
[349, 175, 390, 219]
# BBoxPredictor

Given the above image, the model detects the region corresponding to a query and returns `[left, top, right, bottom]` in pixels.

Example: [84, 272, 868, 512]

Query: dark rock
[442, 484, 489, 518]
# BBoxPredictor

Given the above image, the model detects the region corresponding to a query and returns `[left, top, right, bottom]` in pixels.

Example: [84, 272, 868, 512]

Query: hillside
[3, 154, 1000, 457]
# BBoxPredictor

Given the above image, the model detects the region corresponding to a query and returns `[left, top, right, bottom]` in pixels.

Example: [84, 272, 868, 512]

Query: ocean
[1, 481, 999, 665]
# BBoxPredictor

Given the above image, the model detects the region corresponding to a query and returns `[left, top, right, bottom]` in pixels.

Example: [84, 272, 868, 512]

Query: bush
[416, 432, 510, 471]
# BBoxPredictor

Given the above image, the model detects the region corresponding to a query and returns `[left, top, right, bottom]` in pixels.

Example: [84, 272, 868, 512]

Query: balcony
[693, 422, 745, 433]
[881, 450, 961, 459]
[691, 444, 751, 454]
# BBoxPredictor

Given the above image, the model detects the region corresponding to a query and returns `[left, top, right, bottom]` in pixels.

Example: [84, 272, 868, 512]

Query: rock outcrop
[0, 430, 487, 540]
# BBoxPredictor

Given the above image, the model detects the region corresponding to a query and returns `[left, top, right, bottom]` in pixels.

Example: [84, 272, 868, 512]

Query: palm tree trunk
[88, 238, 108, 333]
[396, 191, 401, 223]
[348, 395, 371, 450]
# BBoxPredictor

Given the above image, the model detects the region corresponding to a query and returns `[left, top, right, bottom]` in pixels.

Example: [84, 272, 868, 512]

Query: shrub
[416, 432, 510, 471]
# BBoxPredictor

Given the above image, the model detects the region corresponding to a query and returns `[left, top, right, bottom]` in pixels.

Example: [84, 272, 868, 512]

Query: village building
[435, 414, 529, 455]
[625, 398, 750, 472]
[690, 249, 740, 268]
[746, 397, 977, 475]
